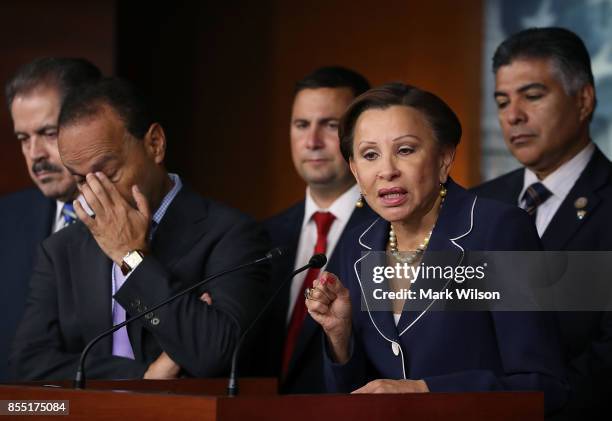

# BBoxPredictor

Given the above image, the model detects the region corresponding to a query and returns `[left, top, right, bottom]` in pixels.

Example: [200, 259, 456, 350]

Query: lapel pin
[574, 197, 588, 220]
[574, 197, 588, 209]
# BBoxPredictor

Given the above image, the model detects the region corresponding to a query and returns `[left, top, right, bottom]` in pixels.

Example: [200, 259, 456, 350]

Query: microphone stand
[227, 253, 327, 396]
[74, 248, 282, 389]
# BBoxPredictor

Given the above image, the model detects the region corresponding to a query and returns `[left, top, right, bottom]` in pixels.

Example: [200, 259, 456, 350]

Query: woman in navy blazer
[304, 83, 568, 414]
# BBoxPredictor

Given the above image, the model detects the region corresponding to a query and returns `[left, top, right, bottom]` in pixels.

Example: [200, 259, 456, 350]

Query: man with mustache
[0, 58, 101, 381]
[262, 67, 375, 393]
[474, 27, 612, 419]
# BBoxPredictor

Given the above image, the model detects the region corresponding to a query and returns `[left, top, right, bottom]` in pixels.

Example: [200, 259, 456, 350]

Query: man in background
[0, 58, 101, 381]
[474, 27, 612, 419]
[264, 66, 375, 393]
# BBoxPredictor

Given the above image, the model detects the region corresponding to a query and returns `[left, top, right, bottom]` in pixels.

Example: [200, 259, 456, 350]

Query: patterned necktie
[282, 211, 335, 375]
[61, 203, 77, 225]
[522, 182, 552, 217]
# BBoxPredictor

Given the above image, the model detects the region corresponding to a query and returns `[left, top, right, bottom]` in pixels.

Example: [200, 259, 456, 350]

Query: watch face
[124, 251, 144, 268]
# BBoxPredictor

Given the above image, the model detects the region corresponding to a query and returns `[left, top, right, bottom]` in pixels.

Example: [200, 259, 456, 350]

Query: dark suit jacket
[473, 147, 612, 416]
[0, 188, 55, 381]
[9, 185, 269, 381]
[325, 180, 568, 415]
[262, 198, 375, 393]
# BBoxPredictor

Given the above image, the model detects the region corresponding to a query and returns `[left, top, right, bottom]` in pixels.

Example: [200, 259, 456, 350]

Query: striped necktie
[522, 182, 552, 217]
[61, 203, 77, 225]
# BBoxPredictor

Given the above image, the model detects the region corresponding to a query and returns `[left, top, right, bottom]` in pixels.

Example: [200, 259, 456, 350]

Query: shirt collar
[520, 142, 595, 203]
[54, 200, 66, 222]
[302, 183, 359, 228]
[152, 173, 183, 226]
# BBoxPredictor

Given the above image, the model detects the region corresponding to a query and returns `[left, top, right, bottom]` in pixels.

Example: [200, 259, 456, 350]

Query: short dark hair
[492, 27, 595, 96]
[295, 66, 370, 97]
[339, 82, 462, 162]
[5, 57, 101, 109]
[58, 77, 154, 140]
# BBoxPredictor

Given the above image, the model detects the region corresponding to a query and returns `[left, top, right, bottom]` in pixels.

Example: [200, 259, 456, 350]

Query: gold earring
[439, 184, 447, 198]
[356, 194, 364, 208]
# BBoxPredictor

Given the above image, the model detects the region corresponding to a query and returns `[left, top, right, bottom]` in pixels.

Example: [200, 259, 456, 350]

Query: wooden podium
[0, 379, 543, 420]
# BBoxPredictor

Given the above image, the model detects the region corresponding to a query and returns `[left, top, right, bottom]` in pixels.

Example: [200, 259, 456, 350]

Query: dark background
[0, 0, 484, 219]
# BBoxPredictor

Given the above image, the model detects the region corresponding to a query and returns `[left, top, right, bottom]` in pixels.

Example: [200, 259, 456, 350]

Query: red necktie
[282, 211, 335, 376]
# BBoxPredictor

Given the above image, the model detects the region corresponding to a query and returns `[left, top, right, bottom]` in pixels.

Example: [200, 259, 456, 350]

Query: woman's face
[349, 105, 454, 224]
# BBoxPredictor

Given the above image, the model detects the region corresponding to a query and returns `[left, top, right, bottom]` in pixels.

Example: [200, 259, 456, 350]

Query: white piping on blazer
[352, 197, 477, 379]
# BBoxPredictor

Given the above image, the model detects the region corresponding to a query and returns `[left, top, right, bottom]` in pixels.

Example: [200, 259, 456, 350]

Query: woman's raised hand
[305, 271, 352, 363]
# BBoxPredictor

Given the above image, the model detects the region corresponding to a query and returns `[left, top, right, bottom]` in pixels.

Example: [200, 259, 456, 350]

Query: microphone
[74, 248, 283, 389]
[227, 253, 327, 396]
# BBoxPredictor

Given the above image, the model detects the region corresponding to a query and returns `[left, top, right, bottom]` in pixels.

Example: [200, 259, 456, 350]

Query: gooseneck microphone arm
[227, 253, 327, 397]
[74, 248, 283, 389]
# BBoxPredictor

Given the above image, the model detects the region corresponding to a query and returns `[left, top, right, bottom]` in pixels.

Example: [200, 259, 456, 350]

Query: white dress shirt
[287, 184, 360, 322]
[52, 200, 68, 233]
[519, 142, 594, 237]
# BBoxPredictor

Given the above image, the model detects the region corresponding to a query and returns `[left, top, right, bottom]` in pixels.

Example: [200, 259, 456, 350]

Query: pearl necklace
[389, 227, 432, 264]
[388, 191, 445, 264]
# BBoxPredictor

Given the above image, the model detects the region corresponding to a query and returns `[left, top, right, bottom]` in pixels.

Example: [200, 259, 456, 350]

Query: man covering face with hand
[10, 77, 269, 381]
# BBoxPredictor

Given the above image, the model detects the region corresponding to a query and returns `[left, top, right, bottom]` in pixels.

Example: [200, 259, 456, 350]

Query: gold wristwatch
[120, 250, 145, 276]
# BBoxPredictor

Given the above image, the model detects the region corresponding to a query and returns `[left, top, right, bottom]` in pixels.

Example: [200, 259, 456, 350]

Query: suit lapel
[43, 198, 56, 237]
[541, 149, 611, 250]
[354, 218, 401, 343]
[29, 197, 56, 241]
[396, 180, 472, 335]
[149, 187, 210, 271]
[476, 168, 524, 206]
[129, 186, 210, 355]
[72, 224, 113, 353]
[500, 169, 525, 205]
[269, 202, 304, 355]
[541, 191, 600, 250]
[277, 203, 304, 317]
